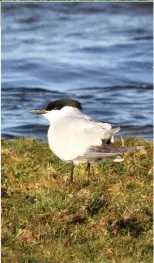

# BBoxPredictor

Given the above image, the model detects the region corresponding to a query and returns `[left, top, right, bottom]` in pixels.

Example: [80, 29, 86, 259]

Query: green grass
[2, 137, 153, 263]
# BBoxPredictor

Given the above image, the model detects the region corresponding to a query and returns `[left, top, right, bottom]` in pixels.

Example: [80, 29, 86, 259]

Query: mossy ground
[2, 137, 153, 263]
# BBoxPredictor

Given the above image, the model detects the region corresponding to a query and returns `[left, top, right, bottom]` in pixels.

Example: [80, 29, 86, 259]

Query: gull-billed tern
[30, 99, 143, 182]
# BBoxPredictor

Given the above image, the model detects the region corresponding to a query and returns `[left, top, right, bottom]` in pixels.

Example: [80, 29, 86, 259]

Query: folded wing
[81, 144, 144, 161]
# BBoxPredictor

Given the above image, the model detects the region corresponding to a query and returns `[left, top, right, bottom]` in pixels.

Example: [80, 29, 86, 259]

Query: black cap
[45, 99, 82, 111]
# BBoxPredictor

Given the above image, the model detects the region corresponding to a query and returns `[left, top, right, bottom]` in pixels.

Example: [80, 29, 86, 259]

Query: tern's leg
[70, 163, 74, 182]
[86, 162, 90, 181]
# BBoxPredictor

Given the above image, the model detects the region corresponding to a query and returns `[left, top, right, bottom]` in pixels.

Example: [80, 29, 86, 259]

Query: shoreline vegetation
[2, 137, 153, 263]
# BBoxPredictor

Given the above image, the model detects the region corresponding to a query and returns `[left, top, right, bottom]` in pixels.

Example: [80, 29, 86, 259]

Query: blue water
[2, 2, 153, 141]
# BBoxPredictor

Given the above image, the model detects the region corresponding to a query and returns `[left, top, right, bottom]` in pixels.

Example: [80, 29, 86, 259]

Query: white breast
[48, 125, 84, 161]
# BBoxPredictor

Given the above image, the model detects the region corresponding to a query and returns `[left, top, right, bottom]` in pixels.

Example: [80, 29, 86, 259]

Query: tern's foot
[82, 177, 90, 187]
[82, 181, 90, 187]
[65, 179, 75, 187]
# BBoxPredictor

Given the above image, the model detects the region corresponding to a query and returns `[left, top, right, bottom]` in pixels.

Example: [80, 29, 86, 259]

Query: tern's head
[29, 99, 82, 123]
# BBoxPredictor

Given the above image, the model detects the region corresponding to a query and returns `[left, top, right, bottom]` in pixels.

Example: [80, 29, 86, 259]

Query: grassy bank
[2, 137, 153, 263]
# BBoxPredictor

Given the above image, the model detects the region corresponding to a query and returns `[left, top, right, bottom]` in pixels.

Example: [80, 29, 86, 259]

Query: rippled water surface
[2, 2, 153, 141]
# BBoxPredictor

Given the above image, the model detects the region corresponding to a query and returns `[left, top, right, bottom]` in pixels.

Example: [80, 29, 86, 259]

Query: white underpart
[42, 106, 118, 163]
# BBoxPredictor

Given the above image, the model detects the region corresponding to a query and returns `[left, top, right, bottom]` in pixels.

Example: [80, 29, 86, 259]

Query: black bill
[29, 109, 47, 114]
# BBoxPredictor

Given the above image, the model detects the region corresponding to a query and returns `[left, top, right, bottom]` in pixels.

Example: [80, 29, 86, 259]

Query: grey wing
[82, 116, 119, 143]
[81, 143, 144, 160]
[66, 115, 120, 143]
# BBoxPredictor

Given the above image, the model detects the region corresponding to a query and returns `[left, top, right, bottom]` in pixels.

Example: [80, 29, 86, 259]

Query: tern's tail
[84, 144, 144, 161]
[102, 144, 144, 162]
[102, 144, 144, 154]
